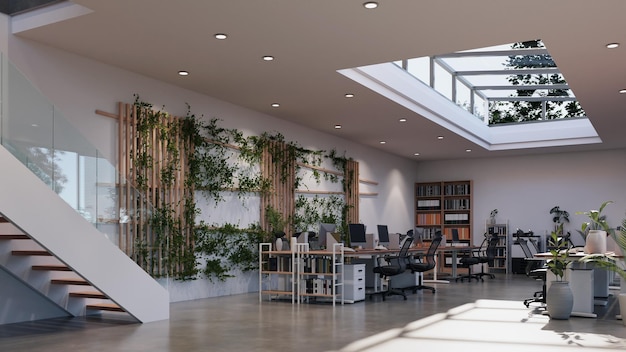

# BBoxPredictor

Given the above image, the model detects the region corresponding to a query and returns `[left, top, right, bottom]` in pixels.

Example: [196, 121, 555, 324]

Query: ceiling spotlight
[262, 55, 274, 61]
[399, 118, 407, 122]
[178, 70, 189, 76]
[620, 89, 626, 94]
[379, 141, 386, 144]
[334, 124, 342, 129]
[465, 149, 472, 153]
[271, 103, 280, 108]
[414, 153, 420, 156]
[344, 93, 355, 98]
[214, 33, 228, 40]
[437, 136, 444, 140]
[363, 2, 378, 9]
[606, 43, 619, 49]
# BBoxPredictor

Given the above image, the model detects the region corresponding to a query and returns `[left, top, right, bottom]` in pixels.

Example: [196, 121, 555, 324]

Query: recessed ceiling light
[271, 103, 280, 108]
[344, 93, 355, 98]
[262, 55, 274, 61]
[437, 136, 444, 140]
[334, 124, 342, 129]
[363, 2, 378, 9]
[31, 123, 38, 127]
[178, 70, 189, 76]
[379, 141, 386, 144]
[399, 118, 407, 122]
[606, 43, 619, 49]
[620, 89, 626, 94]
[466, 149, 472, 153]
[414, 153, 420, 156]
[214, 33, 228, 40]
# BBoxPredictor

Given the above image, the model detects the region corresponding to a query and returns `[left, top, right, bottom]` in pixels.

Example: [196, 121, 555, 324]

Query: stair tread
[0, 234, 29, 239]
[32, 264, 71, 271]
[12, 250, 52, 256]
[86, 303, 124, 312]
[69, 291, 107, 298]
[51, 278, 90, 285]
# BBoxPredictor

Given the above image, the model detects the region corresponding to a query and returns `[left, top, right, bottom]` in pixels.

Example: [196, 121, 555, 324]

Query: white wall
[417, 149, 626, 246]
[4, 35, 418, 301]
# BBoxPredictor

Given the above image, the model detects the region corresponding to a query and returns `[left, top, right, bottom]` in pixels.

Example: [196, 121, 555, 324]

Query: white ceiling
[10, 0, 626, 161]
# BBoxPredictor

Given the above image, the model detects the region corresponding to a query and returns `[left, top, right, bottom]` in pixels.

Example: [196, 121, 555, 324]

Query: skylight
[398, 40, 586, 125]
[338, 40, 601, 151]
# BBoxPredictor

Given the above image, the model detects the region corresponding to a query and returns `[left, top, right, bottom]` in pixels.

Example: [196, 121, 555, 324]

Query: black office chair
[456, 233, 498, 282]
[517, 237, 547, 308]
[371, 236, 414, 301]
[404, 231, 442, 294]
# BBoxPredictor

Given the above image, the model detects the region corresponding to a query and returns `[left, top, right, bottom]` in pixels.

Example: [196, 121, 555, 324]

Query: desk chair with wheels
[456, 233, 498, 282]
[371, 236, 413, 301]
[404, 231, 442, 294]
[517, 237, 547, 308]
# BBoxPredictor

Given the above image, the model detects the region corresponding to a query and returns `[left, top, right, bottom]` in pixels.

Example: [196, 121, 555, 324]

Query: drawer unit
[343, 264, 366, 302]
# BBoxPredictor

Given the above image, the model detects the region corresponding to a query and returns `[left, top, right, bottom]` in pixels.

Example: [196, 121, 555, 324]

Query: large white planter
[546, 280, 573, 319]
[584, 230, 607, 254]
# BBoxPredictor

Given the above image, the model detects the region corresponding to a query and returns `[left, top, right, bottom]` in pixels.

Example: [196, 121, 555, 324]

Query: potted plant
[576, 200, 613, 254]
[489, 209, 498, 225]
[580, 218, 626, 325]
[550, 205, 569, 235]
[545, 223, 574, 319]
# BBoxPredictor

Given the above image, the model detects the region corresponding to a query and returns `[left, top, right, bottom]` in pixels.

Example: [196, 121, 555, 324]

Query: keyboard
[342, 247, 356, 252]
[374, 245, 388, 250]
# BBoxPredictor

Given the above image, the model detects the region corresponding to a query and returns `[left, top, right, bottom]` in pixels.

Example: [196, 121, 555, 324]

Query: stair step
[32, 264, 71, 271]
[0, 234, 29, 240]
[12, 250, 52, 256]
[51, 278, 90, 285]
[86, 303, 124, 312]
[69, 291, 107, 299]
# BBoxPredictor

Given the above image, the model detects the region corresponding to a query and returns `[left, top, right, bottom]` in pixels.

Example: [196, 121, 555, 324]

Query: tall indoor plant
[545, 223, 573, 319]
[576, 200, 613, 254]
[580, 217, 626, 325]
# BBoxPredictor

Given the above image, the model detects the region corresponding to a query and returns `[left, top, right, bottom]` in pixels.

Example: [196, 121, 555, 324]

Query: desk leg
[424, 251, 449, 284]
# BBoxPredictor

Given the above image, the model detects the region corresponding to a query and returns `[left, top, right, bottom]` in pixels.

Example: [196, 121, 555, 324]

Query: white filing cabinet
[343, 264, 366, 303]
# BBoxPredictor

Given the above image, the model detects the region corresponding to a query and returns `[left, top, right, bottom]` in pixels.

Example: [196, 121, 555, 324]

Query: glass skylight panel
[402, 40, 585, 125]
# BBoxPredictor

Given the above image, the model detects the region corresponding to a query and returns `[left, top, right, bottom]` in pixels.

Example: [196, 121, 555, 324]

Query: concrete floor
[1, 274, 625, 352]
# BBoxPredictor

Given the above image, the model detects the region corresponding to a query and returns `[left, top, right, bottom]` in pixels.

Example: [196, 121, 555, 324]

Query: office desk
[435, 245, 477, 281]
[345, 247, 425, 293]
[345, 245, 476, 291]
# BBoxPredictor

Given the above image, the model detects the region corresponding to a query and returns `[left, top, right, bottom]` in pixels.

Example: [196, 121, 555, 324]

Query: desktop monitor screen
[377, 225, 390, 243]
[317, 223, 336, 249]
[348, 223, 367, 247]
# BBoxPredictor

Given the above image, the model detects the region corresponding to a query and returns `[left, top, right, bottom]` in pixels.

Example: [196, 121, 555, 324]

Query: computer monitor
[348, 223, 367, 248]
[377, 225, 390, 245]
[316, 223, 336, 249]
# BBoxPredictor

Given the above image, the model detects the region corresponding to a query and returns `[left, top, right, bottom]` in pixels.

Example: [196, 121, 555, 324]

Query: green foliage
[195, 222, 265, 281]
[550, 206, 569, 224]
[576, 200, 613, 234]
[130, 96, 352, 281]
[580, 218, 626, 281]
[546, 223, 570, 280]
[489, 40, 586, 125]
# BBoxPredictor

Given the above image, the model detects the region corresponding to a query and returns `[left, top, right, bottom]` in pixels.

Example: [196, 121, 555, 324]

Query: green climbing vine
[128, 95, 355, 281]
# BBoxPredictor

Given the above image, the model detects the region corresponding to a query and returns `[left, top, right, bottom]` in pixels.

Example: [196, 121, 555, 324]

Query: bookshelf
[259, 243, 344, 305]
[415, 180, 472, 244]
[486, 221, 509, 274]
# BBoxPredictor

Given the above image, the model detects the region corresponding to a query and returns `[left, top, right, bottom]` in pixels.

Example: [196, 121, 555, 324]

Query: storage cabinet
[343, 264, 366, 303]
[486, 221, 509, 274]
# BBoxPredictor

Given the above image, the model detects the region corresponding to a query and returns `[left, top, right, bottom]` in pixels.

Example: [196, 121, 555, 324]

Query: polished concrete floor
[1, 274, 625, 352]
